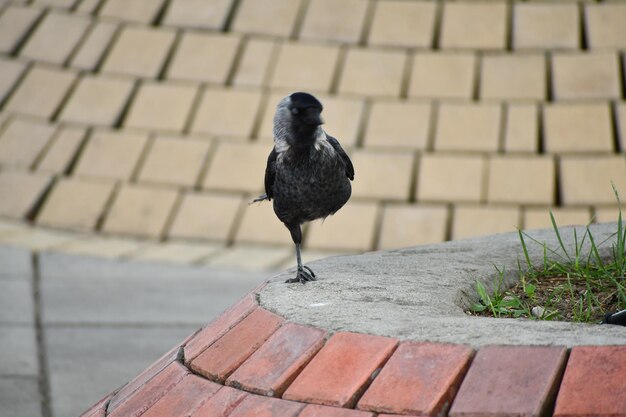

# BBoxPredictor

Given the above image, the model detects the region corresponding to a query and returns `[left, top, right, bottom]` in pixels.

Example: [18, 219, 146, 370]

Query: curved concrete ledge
[261, 222, 626, 347]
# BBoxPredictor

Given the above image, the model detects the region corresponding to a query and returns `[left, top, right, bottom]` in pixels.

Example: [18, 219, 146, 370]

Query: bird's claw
[285, 267, 317, 283]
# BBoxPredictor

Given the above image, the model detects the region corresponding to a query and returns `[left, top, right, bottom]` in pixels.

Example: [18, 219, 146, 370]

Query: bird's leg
[285, 223, 316, 283]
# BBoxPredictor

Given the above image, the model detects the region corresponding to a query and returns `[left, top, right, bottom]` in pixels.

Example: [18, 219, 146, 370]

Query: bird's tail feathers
[249, 194, 269, 205]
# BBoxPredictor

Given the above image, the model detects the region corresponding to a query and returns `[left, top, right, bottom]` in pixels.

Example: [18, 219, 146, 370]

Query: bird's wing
[326, 134, 354, 181]
[264, 147, 278, 200]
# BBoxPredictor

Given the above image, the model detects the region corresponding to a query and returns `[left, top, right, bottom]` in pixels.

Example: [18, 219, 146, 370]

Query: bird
[253, 92, 354, 283]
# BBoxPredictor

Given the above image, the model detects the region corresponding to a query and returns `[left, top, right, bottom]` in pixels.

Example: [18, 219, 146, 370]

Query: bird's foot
[285, 266, 316, 283]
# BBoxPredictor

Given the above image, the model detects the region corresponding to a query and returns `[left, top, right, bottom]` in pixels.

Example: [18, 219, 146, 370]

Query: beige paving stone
[350, 150, 414, 201]
[368, 0, 436, 48]
[163, 0, 233, 29]
[417, 154, 486, 203]
[585, 3, 626, 50]
[168, 191, 242, 241]
[300, 0, 368, 44]
[0, 5, 43, 53]
[54, 236, 147, 258]
[440, 2, 507, 50]
[190, 88, 262, 138]
[378, 204, 448, 250]
[513, 3, 579, 50]
[524, 207, 590, 230]
[129, 241, 223, 264]
[205, 245, 291, 271]
[339, 48, 406, 97]
[434, 103, 502, 152]
[70, 20, 118, 71]
[269, 42, 340, 93]
[0, 170, 52, 219]
[480, 53, 546, 100]
[124, 81, 198, 132]
[617, 104, 626, 151]
[408, 52, 476, 99]
[33, 0, 78, 7]
[452, 205, 521, 240]
[560, 156, 626, 205]
[487, 156, 555, 205]
[75, 0, 101, 13]
[551, 52, 621, 100]
[101, 26, 176, 78]
[99, 0, 165, 23]
[20, 11, 90, 64]
[36, 177, 115, 231]
[4, 65, 76, 119]
[0, 117, 56, 169]
[0, 57, 26, 103]
[594, 207, 620, 224]
[306, 201, 380, 252]
[202, 142, 266, 192]
[232, 38, 277, 87]
[504, 103, 538, 153]
[0, 228, 75, 251]
[364, 100, 432, 149]
[0, 220, 29, 237]
[35, 125, 86, 174]
[59, 75, 134, 126]
[235, 202, 293, 246]
[167, 32, 241, 84]
[73, 130, 149, 180]
[102, 184, 179, 238]
[138, 137, 210, 187]
[543, 103, 613, 153]
[232, 0, 302, 37]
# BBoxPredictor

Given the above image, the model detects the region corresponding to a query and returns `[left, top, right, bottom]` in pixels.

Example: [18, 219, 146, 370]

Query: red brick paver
[229, 394, 304, 417]
[141, 374, 221, 417]
[299, 404, 374, 417]
[554, 345, 626, 417]
[190, 386, 248, 417]
[282, 332, 398, 408]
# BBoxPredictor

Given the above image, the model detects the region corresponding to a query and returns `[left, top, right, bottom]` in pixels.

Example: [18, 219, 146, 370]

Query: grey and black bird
[253, 92, 354, 283]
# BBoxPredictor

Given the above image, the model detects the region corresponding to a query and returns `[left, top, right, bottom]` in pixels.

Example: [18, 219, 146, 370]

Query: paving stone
[36, 177, 115, 231]
[306, 201, 380, 252]
[203, 142, 266, 192]
[35, 125, 85, 174]
[585, 3, 626, 49]
[0, 325, 38, 376]
[73, 130, 149, 180]
[350, 150, 414, 201]
[300, 0, 368, 44]
[0, 57, 27, 104]
[504, 103, 539, 153]
[191, 88, 263, 138]
[124, 81, 198, 132]
[232, 38, 277, 87]
[440, 2, 507, 50]
[232, 0, 302, 37]
[364, 100, 431, 149]
[0, 228, 74, 251]
[543, 103, 613, 153]
[0, 5, 43, 53]
[141, 374, 221, 417]
[524, 207, 590, 230]
[101, 26, 176, 78]
[299, 404, 374, 417]
[339, 48, 406, 97]
[168, 191, 242, 241]
[236, 203, 294, 246]
[449, 345, 566, 417]
[417, 154, 486, 203]
[205, 245, 292, 271]
[269, 42, 340, 93]
[513, 3, 579, 50]
[129, 241, 222, 265]
[408, 52, 476, 99]
[0, 117, 56, 169]
[595, 207, 620, 224]
[560, 156, 626, 205]
[33, 0, 76, 7]
[99, 0, 165, 23]
[452, 205, 521, 239]
[0, 170, 51, 219]
[487, 156, 555, 205]
[190, 308, 284, 382]
[228, 394, 304, 417]
[552, 52, 621, 100]
[617, 103, 626, 151]
[480, 53, 546, 100]
[167, 32, 240, 84]
[0, 378, 42, 417]
[0, 242, 32, 279]
[54, 236, 146, 258]
[0, 280, 34, 324]
[59, 75, 134, 126]
[378, 204, 448, 250]
[70, 20, 118, 71]
[102, 184, 179, 239]
[164, 0, 233, 29]
[190, 385, 248, 417]
[358, 342, 473, 416]
[434, 103, 502, 152]
[75, 0, 101, 13]
[5, 65, 76, 119]
[283, 332, 398, 408]
[368, 0, 436, 48]
[20, 11, 90, 64]
[227, 322, 326, 396]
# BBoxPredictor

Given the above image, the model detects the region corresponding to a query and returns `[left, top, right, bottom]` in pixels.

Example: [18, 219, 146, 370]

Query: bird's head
[274, 92, 324, 148]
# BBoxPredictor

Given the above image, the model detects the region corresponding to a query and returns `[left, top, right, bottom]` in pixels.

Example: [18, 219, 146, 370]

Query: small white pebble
[531, 306, 545, 318]
[309, 302, 329, 307]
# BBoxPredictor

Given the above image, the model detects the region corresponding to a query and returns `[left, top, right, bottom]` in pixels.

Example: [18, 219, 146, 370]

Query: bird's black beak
[306, 112, 323, 126]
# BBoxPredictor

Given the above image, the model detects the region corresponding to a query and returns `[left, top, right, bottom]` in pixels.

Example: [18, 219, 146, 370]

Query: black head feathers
[290, 92, 322, 111]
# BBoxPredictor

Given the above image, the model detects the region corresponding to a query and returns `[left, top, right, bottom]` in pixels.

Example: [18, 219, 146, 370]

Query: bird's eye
[291, 108, 299, 115]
